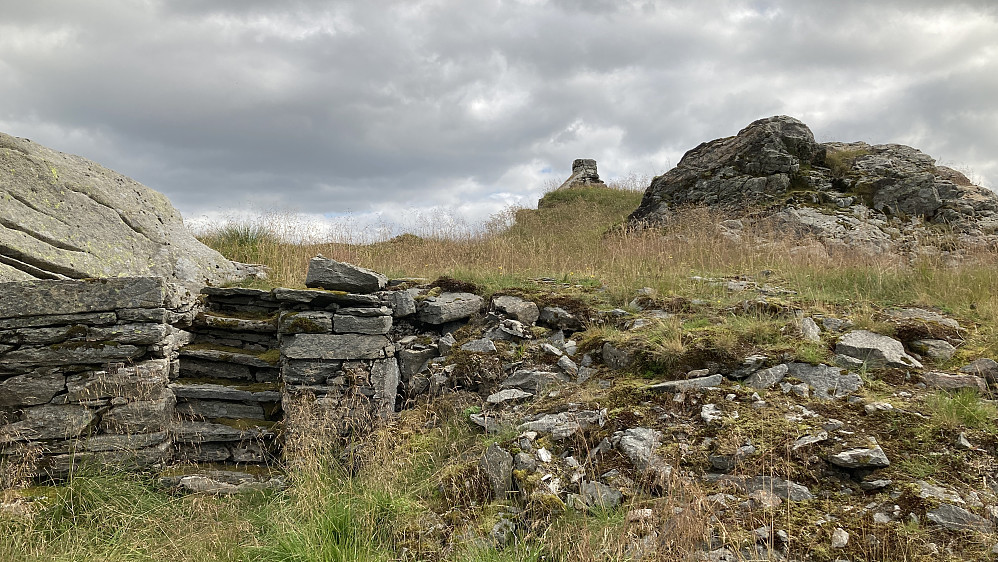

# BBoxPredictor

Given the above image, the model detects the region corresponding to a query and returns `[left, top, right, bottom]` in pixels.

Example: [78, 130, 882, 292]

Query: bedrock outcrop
[0, 132, 241, 285]
[628, 116, 998, 257]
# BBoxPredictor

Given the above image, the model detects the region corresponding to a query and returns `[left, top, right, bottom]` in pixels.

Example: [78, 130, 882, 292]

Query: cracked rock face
[0, 132, 241, 286]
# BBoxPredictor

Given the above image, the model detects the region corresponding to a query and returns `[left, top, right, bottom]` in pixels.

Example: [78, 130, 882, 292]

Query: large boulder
[0, 132, 242, 285]
[305, 256, 387, 293]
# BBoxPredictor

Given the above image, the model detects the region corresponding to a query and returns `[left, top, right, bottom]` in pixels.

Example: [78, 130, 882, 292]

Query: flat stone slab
[0, 278, 166, 319]
[835, 330, 922, 369]
[281, 333, 389, 360]
[486, 388, 533, 406]
[710, 475, 814, 502]
[271, 287, 380, 307]
[787, 363, 863, 400]
[921, 371, 987, 392]
[417, 292, 483, 324]
[305, 257, 387, 293]
[179, 348, 276, 368]
[197, 314, 276, 333]
[647, 374, 724, 392]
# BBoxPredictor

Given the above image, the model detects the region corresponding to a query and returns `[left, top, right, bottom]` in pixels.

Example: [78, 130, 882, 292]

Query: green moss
[282, 314, 326, 334]
[257, 349, 281, 365]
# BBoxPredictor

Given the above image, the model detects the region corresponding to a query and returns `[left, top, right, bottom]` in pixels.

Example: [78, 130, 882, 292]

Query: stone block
[282, 334, 389, 360]
[305, 257, 387, 293]
[0, 278, 166, 319]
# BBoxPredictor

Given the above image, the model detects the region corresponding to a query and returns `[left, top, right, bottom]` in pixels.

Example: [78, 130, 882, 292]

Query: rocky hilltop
[0, 132, 242, 285]
[629, 116, 998, 259]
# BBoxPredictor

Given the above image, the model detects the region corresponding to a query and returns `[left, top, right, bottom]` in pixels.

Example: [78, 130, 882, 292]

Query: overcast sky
[2, 1, 996, 237]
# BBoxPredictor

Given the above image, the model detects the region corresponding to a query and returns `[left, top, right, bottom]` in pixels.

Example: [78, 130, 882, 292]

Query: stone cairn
[1, 257, 486, 477]
[555, 158, 605, 190]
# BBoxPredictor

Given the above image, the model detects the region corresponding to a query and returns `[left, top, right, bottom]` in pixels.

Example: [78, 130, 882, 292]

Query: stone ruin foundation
[0, 270, 442, 478]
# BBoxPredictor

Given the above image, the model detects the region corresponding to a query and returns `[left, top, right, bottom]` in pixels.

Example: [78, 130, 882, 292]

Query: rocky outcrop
[628, 116, 998, 257]
[0, 132, 241, 285]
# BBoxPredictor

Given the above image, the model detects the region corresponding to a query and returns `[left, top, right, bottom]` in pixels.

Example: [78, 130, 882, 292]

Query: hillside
[4, 180, 998, 561]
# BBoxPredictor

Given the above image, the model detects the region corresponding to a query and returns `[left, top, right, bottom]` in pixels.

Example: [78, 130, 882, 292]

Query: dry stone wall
[1, 259, 480, 476]
[0, 277, 196, 475]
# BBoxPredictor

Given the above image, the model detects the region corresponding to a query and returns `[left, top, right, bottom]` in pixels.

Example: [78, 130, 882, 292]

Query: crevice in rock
[0, 217, 88, 254]
[0, 243, 84, 280]
[61, 183, 154, 242]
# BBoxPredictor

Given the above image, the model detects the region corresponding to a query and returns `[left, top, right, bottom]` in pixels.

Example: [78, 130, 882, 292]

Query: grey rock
[648, 374, 724, 392]
[101, 390, 176, 434]
[169, 383, 254, 402]
[281, 360, 340, 386]
[65, 359, 170, 402]
[383, 290, 416, 317]
[792, 431, 829, 451]
[835, 330, 923, 369]
[518, 410, 605, 441]
[745, 364, 789, 389]
[557, 355, 578, 376]
[539, 307, 583, 331]
[513, 452, 536, 472]
[831, 528, 849, 549]
[282, 334, 389, 360]
[180, 348, 276, 369]
[417, 292, 483, 324]
[461, 338, 497, 353]
[492, 295, 540, 325]
[173, 421, 249, 443]
[0, 371, 65, 407]
[614, 427, 671, 481]
[800, 317, 822, 342]
[479, 443, 514, 498]
[278, 311, 334, 334]
[959, 358, 998, 383]
[926, 503, 993, 533]
[0, 404, 95, 443]
[0, 133, 240, 285]
[438, 333, 457, 355]
[602, 342, 633, 369]
[333, 314, 392, 335]
[495, 319, 530, 340]
[198, 314, 275, 334]
[921, 371, 987, 392]
[701, 404, 724, 424]
[83, 431, 169, 452]
[827, 439, 890, 469]
[0, 311, 117, 330]
[712, 475, 814, 502]
[2, 341, 145, 367]
[469, 413, 503, 433]
[177, 399, 264, 420]
[486, 388, 533, 406]
[398, 348, 437, 379]
[580, 480, 622, 510]
[175, 471, 285, 495]
[909, 339, 956, 362]
[886, 308, 962, 331]
[272, 287, 380, 307]
[304, 256, 387, 293]
[369, 358, 400, 414]
[541, 342, 563, 357]
[787, 363, 863, 400]
[500, 369, 567, 394]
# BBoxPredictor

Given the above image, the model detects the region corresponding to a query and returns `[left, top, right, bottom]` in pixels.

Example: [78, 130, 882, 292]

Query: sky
[2, 0, 997, 239]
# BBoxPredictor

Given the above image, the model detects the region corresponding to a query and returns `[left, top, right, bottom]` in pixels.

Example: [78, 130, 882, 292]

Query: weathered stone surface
[909, 339, 956, 362]
[0, 371, 65, 407]
[492, 295, 540, 325]
[630, 116, 816, 222]
[835, 330, 923, 369]
[370, 358, 400, 413]
[927, 503, 994, 533]
[173, 421, 249, 443]
[479, 443, 514, 498]
[0, 405, 94, 443]
[305, 256, 387, 293]
[179, 357, 253, 381]
[500, 369, 567, 394]
[0, 278, 166, 319]
[282, 334, 389, 360]
[800, 317, 821, 342]
[648, 374, 724, 392]
[278, 311, 334, 335]
[172, 470, 285, 495]
[518, 410, 605, 441]
[417, 292, 483, 324]
[2, 342, 145, 367]
[580, 480, 622, 510]
[333, 314, 392, 335]
[382, 290, 416, 317]
[272, 287, 381, 307]
[744, 364, 789, 389]
[0, 133, 241, 285]
[539, 306, 583, 331]
[83, 431, 169, 452]
[65, 359, 170, 401]
[921, 371, 987, 392]
[712, 475, 814, 501]
[828, 439, 890, 469]
[959, 358, 998, 383]
[398, 348, 436, 379]
[486, 388, 533, 406]
[886, 308, 961, 331]
[786, 363, 862, 399]
[180, 348, 277, 368]
[614, 427, 665, 473]
[602, 342, 633, 369]
[555, 158, 605, 191]
[101, 391, 176, 434]
[0, 311, 117, 330]
[176, 399, 265, 420]
[461, 338, 497, 353]
[198, 314, 276, 333]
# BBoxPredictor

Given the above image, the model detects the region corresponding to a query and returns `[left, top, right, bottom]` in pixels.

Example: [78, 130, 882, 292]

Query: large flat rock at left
[0, 277, 165, 318]
[0, 132, 240, 285]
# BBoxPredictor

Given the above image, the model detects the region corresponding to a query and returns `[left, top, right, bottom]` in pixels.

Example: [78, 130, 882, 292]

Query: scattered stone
[479, 443, 514, 498]
[792, 431, 829, 451]
[486, 388, 533, 406]
[602, 342, 633, 369]
[831, 528, 849, 549]
[518, 410, 605, 441]
[701, 404, 724, 424]
[800, 317, 822, 342]
[492, 295, 540, 325]
[501, 369, 567, 393]
[921, 371, 987, 392]
[864, 402, 894, 414]
[461, 338, 497, 353]
[497, 319, 530, 339]
[438, 333, 457, 354]
[926, 503, 994, 533]
[579, 480, 622, 510]
[959, 358, 998, 383]
[538, 307, 582, 331]
[956, 432, 974, 449]
[828, 438, 890, 469]
[541, 343, 563, 356]
[787, 363, 863, 400]
[860, 479, 892, 492]
[172, 470, 285, 495]
[909, 339, 956, 362]
[647, 374, 724, 392]
[712, 475, 814, 502]
[305, 256, 387, 293]
[749, 489, 782, 509]
[557, 355, 578, 376]
[745, 364, 788, 389]
[835, 330, 923, 369]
